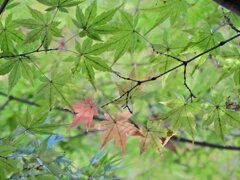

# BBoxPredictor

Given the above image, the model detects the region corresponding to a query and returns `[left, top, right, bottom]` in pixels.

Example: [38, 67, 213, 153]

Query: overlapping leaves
[138, 123, 167, 155]
[184, 25, 224, 64]
[0, 14, 25, 52]
[72, 0, 120, 41]
[15, 7, 62, 49]
[160, 96, 200, 141]
[18, 109, 66, 134]
[69, 38, 113, 88]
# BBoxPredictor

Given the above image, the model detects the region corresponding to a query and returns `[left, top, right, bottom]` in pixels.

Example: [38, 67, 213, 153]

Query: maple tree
[1, 0, 240, 179]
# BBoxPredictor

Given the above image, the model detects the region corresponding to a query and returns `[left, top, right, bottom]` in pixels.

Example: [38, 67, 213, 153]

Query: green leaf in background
[142, 0, 188, 34]
[37, 0, 84, 12]
[0, 14, 25, 52]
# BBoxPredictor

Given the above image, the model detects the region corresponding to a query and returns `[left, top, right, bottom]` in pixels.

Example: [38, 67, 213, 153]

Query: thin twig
[0, 48, 59, 60]
[0, 92, 39, 106]
[134, 30, 184, 63]
[24, 55, 50, 81]
[183, 64, 196, 102]
[221, 7, 240, 33]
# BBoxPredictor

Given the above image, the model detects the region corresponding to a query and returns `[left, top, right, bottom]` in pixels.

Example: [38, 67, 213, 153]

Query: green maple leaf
[0, 14, 25, 52]
[36, 71, 73, 111]
[17, 108, 64, 134]
[14, 7, 62, 49]
[72, 0, 120, 41]
[138, 123, 168, 155]
[104, 11, 139, 65]
[0, 54, 34, 93]
[37, 0, 84, 12]
[160, 96, 200, 141]
[70, 38, 113, 89]
[203, 93, 240, 140]
[35, 137, 69, 178]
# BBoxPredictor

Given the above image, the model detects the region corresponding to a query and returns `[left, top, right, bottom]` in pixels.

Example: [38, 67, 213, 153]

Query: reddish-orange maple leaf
[65, 97, 98, 132]
[94, 110, 142, 155]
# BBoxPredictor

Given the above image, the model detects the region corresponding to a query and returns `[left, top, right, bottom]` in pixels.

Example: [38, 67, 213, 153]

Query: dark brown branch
[0, 48, 59, 60]
[186, 34, 240, 64]
[172, 136, 240, 151]
[0, 0, 9, 15]
[0, 92, 39, 107]
[0, 91, 72, 114]
[213, 0, 240, 16]
[183, 64, 196, 102]
[102, 33, 240, 109]
[66, 130, 240, 151]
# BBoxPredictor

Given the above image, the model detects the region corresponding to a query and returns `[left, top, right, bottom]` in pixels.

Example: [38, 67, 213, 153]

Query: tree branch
[213, 0, 240, 16]
[0, 98, 11, 111]
[0, 92, 39, 107]
[0, 0, 9, 15]
[134, 30, 184, 63]
[102, 33, 240, 111]
[65, 130, 240, 151]
[172, 136, 240, 151]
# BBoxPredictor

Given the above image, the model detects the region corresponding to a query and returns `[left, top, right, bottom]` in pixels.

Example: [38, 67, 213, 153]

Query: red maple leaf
[65, 97, 98, 132]
[94, 110, 143, 155]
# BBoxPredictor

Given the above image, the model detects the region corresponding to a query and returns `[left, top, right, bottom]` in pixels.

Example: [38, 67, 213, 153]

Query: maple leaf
[114, 66, 153, 106]
[139, 122, 177, 156]
[94, 110, 142, 155]
[65, 97, 98, 132]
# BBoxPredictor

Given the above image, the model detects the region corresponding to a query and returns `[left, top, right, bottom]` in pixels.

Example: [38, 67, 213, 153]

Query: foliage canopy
[1, 0, 240, 179]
